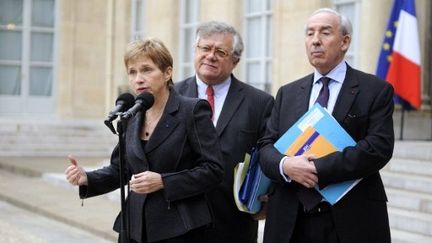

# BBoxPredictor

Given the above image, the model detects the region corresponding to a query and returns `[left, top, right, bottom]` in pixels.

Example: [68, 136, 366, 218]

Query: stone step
[0, 142, 114, 157]
[0, 134, 116, 145]
[381, 170, 432, 194]
[383, 158, 432, 177]
[0, 120, 114, 141]
[0, 127, 110, 137]
[0, 125, 113, 137]
[391, 228, 432, 243]
[0, 142, 113, 151]
[388, 207, 432, 236]
[0, 150, 112, 157]
[0, 119, 117, 157]
[0, 119, 109, 129]
[393, 141, 432, 162]
[386, 188, 432, 214]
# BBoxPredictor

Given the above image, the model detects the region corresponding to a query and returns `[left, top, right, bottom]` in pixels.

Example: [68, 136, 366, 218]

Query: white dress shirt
[196, 75, 231, 127]
[279, 61, 347, 181]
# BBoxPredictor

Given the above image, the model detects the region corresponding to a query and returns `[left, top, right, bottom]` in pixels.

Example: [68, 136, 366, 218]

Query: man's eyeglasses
[196, 45, 232, 59]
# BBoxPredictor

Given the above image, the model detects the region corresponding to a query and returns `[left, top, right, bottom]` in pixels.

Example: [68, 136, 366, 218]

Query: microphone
[104, 93, 135, 134]
[121, 92, 154, 120]
[105, 93, 135, 123]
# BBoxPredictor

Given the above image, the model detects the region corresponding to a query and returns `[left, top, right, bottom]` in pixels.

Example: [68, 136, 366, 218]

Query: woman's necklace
[143, 110, 163, 139]
[142, 91, 168, 139]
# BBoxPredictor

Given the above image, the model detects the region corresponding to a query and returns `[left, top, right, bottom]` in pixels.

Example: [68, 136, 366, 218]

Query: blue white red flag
[375, 0, 421, 110]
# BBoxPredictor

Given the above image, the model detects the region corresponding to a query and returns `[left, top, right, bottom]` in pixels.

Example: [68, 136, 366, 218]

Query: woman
[65, 38, 224, 243]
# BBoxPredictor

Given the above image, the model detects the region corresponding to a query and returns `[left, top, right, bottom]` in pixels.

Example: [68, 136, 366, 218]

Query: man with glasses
[175, 21, 274, 243]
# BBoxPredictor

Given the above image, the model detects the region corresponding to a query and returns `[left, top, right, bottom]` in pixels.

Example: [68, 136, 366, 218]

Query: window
[0, 0, 57, 116]
[178, 0, 200, 80]
[0, 0, 56, 98]
[131, 0, 146, 40]
[332, 0, 360, 67]
[244, 0, 272, 92]
[0, 0, 57, 115]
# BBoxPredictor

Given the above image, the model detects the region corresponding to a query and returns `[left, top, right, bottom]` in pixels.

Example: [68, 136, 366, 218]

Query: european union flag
[375, 0, 403, 80]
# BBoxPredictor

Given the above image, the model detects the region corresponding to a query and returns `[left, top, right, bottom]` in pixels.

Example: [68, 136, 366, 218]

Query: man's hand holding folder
[274, 104, 361, 205]
[281, 154, 318, 189]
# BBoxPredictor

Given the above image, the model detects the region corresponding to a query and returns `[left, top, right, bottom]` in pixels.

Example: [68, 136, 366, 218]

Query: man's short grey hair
[195, 21, 244, 62]
[309, 8, 352, 36]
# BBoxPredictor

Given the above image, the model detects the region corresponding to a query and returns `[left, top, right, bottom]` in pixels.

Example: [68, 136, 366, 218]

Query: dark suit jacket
[79, 90, 224, 243]
[175, 75, 274, 243]
[259, 65, 394, 243]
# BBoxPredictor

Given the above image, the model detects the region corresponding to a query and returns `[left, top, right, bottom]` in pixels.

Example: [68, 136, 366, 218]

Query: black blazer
[175, 75, 274, 243]
[259, 65, 394, 243]
[80, 90, 224, 242]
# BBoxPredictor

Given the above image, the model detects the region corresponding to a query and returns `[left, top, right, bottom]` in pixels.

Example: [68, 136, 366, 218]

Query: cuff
[279, 156, 291, 182]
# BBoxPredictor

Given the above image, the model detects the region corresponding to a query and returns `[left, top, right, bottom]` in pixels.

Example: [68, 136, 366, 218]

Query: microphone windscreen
[136, 92, 155, 110]
[116, 93, 135, 109]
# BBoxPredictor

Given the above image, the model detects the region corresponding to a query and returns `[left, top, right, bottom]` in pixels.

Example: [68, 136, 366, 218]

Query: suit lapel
[179, 77, 198, 97]
[128, 112, 145, 159]
[296, 74, 314, 119]
[145, 91, 180, 153]
[215, 76, 244, 136]
[332, 66, 359, 122]
[127, 111, 149, 172]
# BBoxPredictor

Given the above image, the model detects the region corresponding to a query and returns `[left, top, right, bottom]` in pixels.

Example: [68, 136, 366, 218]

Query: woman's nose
[134, 73, 145, 83]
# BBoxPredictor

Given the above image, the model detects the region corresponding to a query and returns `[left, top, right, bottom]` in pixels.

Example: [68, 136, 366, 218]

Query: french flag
[376, 0, 421, 110]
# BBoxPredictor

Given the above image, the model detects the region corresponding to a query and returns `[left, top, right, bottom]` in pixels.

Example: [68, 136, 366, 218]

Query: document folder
[274, 104, 361, 204]
[234, 149, 271, 213]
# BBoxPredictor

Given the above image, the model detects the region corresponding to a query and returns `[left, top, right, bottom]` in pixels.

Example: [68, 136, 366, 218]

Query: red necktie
[206, 85, 215, 120]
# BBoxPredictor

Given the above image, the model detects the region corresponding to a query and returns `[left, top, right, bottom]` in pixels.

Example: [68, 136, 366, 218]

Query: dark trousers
[119, 226, 205, 243]
[290, 202, 340, 243]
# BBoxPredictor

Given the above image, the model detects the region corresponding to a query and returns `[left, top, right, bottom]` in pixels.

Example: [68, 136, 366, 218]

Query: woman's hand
[65, 154, 88, 186]
[129, 171, 164, 194]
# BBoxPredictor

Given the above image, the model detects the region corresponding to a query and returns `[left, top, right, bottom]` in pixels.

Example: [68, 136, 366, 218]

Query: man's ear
[341, 35, 351, 52]
[233, 57, 240, 66]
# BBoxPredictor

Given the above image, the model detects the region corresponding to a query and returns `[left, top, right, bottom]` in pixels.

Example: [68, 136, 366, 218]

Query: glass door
[0, 0, 56, 116]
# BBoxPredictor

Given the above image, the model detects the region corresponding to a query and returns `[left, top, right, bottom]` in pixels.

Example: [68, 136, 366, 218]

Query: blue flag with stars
[375, 0, 403, 80]
[376, 0, 421, 110]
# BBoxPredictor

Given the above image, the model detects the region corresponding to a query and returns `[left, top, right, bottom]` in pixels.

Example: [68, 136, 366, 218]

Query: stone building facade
[0, 0, 430, 138]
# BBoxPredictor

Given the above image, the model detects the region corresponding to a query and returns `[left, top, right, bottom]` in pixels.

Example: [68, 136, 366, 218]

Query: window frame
[243, 0, 273, 92]
[178, 0, 200, 80]
[332, 0, 361, 68]
[131, 0, 146, 40]
[0, 0, 58, 115]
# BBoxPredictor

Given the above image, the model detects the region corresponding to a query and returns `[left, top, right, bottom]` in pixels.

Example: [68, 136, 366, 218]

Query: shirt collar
[313, 61, 347, 85]
[195, 75, 231, 96]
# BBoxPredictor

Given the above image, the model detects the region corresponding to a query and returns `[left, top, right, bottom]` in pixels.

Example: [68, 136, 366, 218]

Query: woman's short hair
[124, 38, 174, 87]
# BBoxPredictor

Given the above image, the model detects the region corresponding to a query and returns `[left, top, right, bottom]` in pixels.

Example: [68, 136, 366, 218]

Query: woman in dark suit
[65, 38, 224, 243]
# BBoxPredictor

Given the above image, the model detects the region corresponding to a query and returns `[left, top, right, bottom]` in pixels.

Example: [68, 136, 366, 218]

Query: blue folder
[274, 103, 361, 205]
[237, 148, 271, 213]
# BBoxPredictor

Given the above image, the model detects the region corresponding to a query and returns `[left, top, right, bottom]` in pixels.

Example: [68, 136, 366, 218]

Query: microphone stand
[116, 116, 130, 243]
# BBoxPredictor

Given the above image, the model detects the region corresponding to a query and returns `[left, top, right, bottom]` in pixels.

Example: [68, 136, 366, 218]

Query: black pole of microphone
[117, 117, 130, 243]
